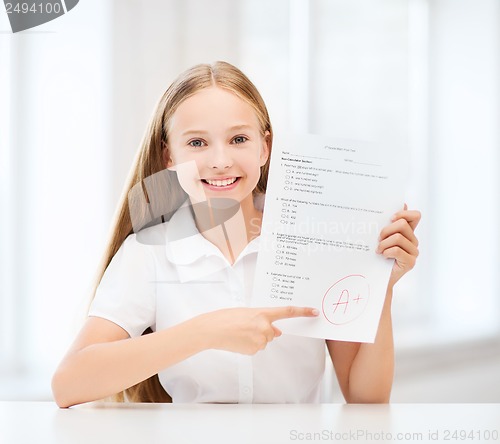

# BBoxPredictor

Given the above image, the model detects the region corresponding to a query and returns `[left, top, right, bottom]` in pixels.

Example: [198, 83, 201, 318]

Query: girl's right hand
[192, 306, 319, 355]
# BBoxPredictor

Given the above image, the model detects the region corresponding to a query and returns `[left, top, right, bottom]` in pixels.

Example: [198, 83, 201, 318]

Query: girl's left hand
[376, 204, 421, 289]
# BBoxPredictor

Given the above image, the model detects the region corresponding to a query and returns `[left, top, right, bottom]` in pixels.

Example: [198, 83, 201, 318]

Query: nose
[210, 144, 233, 170]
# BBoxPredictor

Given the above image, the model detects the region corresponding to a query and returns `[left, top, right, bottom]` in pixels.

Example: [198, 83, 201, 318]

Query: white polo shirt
[89, 199, 326, 403]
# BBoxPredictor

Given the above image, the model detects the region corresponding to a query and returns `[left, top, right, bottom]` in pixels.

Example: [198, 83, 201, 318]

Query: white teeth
[205, 177, 237, 187]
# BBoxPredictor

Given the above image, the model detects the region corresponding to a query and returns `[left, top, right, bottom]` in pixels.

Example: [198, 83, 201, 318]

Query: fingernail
[311, 309, 319, 316]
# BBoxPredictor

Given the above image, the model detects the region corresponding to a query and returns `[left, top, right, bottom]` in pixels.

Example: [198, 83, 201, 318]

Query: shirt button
[243, 386, 251, 394]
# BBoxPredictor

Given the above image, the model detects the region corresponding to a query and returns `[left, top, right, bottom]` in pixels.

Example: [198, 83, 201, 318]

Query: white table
[0, 402, 499, 444]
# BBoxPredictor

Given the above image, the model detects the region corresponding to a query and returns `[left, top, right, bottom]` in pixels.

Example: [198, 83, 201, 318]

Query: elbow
[345, 387, 392, 404]
[51, 368, 76, 409]
[344, 373, 393, 404]
[346, 394, 391, 404]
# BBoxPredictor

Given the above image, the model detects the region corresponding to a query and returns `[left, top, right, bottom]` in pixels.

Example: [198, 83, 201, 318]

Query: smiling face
[165, 86, 270, 209]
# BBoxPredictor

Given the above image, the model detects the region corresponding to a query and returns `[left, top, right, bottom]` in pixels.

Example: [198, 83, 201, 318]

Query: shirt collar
[165, 196, 263, 266]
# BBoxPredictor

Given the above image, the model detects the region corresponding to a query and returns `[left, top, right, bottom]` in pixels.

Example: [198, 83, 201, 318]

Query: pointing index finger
[264, 306, 319, 322]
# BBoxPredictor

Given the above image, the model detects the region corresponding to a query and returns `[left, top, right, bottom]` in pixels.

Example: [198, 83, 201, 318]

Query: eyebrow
[181, 124, 254, 137]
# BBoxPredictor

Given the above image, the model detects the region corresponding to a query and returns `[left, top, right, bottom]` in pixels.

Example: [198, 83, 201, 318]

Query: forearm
[52, 319, 206, 408]
[347, 287, 394, 403]
[53, 305, 318, 407]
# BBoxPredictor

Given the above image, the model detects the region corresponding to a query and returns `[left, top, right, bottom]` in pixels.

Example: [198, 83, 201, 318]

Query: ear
[260, 131, 271, 166]
[162, 144, 176, 171]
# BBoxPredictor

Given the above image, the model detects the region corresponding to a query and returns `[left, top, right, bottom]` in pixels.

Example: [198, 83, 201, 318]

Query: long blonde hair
[92, 61, 273, 402]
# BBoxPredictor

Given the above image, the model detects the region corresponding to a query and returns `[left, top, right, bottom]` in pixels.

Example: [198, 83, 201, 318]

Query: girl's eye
[232, 136, 248, 144]
[188, 139, 206, 148]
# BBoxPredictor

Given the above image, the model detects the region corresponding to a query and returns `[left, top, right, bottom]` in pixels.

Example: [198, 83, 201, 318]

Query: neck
[191, 194, 262, 264]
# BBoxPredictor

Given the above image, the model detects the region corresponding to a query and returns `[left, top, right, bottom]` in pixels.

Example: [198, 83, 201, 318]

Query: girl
[52, 61, 420, 408]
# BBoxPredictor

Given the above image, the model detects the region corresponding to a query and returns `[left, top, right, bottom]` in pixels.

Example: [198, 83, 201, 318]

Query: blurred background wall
[0, 0, 499, 402]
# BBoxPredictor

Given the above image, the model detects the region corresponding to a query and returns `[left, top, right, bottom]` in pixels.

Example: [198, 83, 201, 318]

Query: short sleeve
[88, 234, 156, 338]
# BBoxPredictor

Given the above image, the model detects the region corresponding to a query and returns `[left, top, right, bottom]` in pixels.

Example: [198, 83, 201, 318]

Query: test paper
[252, 133, 407, 343]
